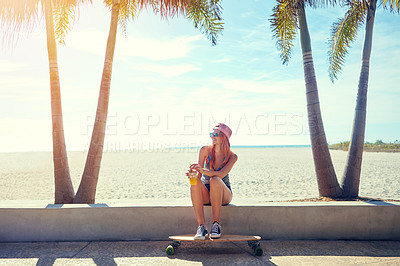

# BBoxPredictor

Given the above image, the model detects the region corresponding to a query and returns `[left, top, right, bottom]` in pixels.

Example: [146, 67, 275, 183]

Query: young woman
[187, 123, 238, 239]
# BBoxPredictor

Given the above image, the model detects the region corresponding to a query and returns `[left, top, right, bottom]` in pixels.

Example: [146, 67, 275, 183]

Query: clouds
[65, 29, 203, 61]
[212, 77, 289, 94]
[212, 58, 230, 63]
[0, 60, 27, 72]
[133, 63, 201, 77]
[117, 34, 203, 61]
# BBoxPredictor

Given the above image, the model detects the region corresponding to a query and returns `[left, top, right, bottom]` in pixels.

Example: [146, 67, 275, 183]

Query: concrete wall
[0, 201, 399, 242]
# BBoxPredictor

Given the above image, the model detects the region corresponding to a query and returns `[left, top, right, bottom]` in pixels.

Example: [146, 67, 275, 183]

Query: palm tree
[73, 0, 223, 203]
[270, 0, 343, 198]
[328, 0, 399, 197]
[0, 0, 88, 203]
[44, 0, 76, 203]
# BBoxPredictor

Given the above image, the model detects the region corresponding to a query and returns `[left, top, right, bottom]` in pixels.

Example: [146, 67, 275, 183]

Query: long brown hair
[209, 131, 231, 170]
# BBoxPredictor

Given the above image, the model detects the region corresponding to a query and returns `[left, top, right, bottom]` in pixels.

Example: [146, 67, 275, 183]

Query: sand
[0, 147, 399, 203]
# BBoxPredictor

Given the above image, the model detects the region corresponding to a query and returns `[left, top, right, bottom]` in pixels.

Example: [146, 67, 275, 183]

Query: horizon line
[0, 145, 313, 154]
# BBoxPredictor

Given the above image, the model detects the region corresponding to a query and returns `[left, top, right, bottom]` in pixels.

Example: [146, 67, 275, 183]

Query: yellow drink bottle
[189, 170, 197, 185]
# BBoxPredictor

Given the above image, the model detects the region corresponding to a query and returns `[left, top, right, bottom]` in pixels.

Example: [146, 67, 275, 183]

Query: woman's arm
[195, 146, 208, 178]
[200, 152, 238, 178]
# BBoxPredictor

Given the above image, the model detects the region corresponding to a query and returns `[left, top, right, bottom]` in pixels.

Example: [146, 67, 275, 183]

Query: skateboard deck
[166, 234, 263, 256]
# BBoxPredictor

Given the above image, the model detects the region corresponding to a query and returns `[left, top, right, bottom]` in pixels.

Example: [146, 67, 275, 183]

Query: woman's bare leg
[209, 176, 232, 223]
[190, 181, 210, 226]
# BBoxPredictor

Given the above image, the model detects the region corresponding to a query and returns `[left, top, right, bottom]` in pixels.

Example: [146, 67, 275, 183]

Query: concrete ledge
[0, 201, 399, 242]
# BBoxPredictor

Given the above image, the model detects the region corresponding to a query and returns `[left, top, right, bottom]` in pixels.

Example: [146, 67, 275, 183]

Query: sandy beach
[0, 147, 399, 203]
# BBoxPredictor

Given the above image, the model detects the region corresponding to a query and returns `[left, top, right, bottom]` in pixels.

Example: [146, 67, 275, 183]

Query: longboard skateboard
[166, 234, 263, 256]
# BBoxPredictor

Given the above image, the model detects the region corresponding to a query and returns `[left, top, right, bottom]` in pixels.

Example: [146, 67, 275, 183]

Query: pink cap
[214, 123, 232, 139]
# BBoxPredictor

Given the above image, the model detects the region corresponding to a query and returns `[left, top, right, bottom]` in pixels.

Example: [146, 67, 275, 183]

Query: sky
[0, 0, 399, 152]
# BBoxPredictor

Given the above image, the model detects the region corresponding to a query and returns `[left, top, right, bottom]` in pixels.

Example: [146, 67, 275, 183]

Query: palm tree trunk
[297, 4, 342, 197]
[341, 0, 376, 198]
[44, 0, 74, 204]
[73, 0, 120, 204]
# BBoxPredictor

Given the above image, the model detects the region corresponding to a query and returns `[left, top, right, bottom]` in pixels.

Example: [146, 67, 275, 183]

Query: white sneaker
[194, 225, 208, 240]
[210, 221, 221, 239]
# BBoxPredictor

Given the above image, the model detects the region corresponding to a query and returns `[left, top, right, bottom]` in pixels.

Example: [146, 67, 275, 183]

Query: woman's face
[211, 129, 222, 145]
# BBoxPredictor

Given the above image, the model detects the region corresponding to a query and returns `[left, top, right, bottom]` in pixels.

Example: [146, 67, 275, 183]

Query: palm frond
[52, 0, 93, 44]
[136, 0, 185, 18]
[382, 0, 400, 13]
[328, 0, 367, 82]
[53, 1, 75, 45]
[118, 0, 139, 37]
[270, 0, 298, 65]
[0, 0, 93, 47]
[185, 0, 223, 45]
[304, 0, 345, 8]
[102, 0, 222, 44]
[134, 0, 223, 45]
[0, 0, 41, 47]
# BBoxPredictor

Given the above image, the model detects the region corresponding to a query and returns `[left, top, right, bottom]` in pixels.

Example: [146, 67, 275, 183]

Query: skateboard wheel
[254, 247, 263, 256]
[166, 245, 174, 255]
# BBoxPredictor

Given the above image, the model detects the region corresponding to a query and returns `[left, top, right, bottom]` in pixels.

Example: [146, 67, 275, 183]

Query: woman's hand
[190, 164, 204, 174]
[186, 164, 200, 179]
[186, 164, 203, 179]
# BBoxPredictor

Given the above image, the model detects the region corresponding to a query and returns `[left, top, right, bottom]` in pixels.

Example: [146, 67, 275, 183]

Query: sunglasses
[210, 132, 220, 137]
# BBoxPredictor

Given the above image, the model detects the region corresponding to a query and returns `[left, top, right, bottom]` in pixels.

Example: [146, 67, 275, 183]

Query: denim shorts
[202, 174, 232, 194]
